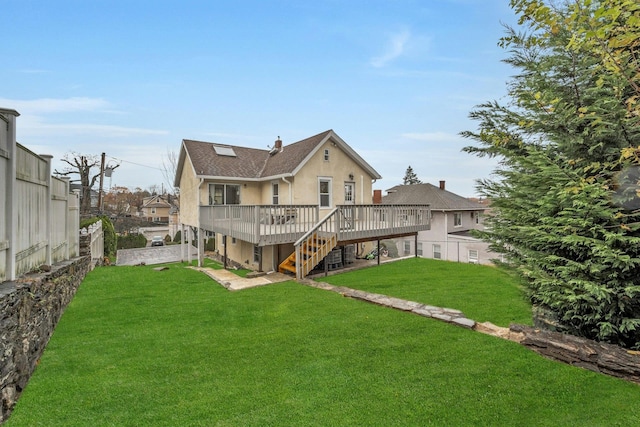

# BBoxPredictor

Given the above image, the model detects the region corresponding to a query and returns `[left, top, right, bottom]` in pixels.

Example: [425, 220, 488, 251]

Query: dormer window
[324, 149, 330, 161]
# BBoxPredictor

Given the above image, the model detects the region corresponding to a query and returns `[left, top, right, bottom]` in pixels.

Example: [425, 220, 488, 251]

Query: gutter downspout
[443, 210, 448, 261]
[281, 176, 292, 204]
[196, 178, 205, 267]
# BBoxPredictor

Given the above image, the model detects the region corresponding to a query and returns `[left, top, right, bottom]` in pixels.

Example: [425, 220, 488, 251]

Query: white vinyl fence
[1, 108, 81, 282]
[80, 220, 104, 265]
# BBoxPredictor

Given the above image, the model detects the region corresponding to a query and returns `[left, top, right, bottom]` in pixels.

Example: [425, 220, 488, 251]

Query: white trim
[318, 177, 332, 208]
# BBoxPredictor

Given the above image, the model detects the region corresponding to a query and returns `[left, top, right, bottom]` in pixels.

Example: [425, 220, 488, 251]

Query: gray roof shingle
[381, 183, 485, 211]
[182, 130, 333, 180]
[177, 129, 381, 185]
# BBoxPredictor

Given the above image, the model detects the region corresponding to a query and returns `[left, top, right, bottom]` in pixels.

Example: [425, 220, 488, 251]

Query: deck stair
[278, 232, 337, 275]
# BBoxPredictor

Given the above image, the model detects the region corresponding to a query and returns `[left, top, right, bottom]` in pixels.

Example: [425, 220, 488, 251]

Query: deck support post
[223, 235, 228, 269]
[377, 239, 381, 266]
[415, 234, 418, 258]
[198, 227, 204, 267]
[324, 254, 328, 277]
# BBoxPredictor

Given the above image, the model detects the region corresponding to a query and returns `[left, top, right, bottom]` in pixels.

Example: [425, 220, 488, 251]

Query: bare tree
[54, 152, 118, 216]
[161, 148, 180, 195]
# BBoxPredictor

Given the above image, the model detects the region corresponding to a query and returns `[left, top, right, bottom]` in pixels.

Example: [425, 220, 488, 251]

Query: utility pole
[97, 152, 105, 212]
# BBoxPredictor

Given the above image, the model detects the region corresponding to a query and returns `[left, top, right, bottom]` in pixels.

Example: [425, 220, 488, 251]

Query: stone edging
[300, 279, 476, 329]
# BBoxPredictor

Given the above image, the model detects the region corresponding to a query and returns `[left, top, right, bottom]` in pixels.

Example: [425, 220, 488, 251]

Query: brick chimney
[373, 189, 382, 204]
[439, 180, 445, 190]
[274, 136, 282, 151]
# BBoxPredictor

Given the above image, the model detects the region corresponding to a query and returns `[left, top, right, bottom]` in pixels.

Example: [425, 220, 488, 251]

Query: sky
[3, 0, 519, 197]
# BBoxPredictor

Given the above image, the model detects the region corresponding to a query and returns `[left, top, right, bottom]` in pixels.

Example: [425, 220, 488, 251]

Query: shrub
[81, 215, 117, 257]
[117, 234, 147, 250]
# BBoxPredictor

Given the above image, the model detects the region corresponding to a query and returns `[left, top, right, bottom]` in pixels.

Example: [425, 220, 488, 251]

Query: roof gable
[174, 129, 381, 186]
[382, 183, 485, 211]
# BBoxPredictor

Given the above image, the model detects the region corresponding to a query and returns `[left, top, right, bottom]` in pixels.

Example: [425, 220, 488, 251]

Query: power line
[106, 155, 163, 171]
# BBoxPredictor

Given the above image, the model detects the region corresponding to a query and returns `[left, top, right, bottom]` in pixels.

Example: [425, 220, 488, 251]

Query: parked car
[151, 236, 164, 247]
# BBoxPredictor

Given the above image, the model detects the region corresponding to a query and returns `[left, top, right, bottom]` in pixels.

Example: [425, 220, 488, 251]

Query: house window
[454, 212, 462, 227]
[319, 178, 332, 208]
[231, 237, 236, 244]
[272, 183, 279, 205]
[151, 207, 156, 214]
[476, 212, 480, 224]
[253, 245, 261, 263]
[433, 244, 441, 259]
[417, 242, 423, 256]
[469, 249, 479, 264]
[404, 240, 411, 256]
[209, 184, 240, 205]
[324, 149, 330, 161]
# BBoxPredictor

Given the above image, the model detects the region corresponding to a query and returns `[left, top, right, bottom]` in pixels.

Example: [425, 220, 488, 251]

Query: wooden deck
[199, 204, 431, 246]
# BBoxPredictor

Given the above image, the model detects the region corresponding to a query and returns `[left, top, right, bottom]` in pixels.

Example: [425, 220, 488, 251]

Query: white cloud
[2, 97, 168, 141]
[370, 29, 411, 68]
[30, 122, 168, 137]
[18, 69, 50, 74]
[0, 96, 111, 114]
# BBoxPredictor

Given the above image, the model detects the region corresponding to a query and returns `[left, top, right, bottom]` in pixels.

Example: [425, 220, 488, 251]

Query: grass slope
[318, 257, 532, 326]
[7, 261, 640, 426]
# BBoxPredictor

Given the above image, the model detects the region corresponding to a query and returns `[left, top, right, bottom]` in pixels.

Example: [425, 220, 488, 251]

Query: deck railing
[199, 205, 320, 245]
[199, 204, 431, 248]
[293, 204, 431, 278]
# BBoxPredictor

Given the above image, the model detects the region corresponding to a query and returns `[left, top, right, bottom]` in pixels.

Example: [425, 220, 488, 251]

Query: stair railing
[294, 208, 340, 279]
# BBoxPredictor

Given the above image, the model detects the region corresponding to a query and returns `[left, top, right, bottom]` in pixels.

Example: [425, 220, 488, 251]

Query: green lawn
[317, 257, 532, 327]
[6, 260, 640, 426]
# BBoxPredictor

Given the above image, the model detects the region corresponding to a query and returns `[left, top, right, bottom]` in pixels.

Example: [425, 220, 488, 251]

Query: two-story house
[141, 195, 173, 223]
[175, 129, 431, 278]
[382, 181, 495, 264]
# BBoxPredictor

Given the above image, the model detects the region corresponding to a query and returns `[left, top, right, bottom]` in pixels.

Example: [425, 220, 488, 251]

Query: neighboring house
[381, 181, 496, 265]
[141, 195, 172, 223]
[175, 129, 431, 278]
[69, 184, 99, 210]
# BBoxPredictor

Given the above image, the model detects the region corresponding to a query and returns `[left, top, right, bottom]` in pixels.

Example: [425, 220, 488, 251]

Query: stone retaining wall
[510, 324, 640, 384]
[0, 256, 91, 423]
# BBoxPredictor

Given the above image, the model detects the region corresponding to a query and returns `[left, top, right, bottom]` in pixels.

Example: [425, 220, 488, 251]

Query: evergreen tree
[463, 0, 640, 348]
[402, 166, 422, 185]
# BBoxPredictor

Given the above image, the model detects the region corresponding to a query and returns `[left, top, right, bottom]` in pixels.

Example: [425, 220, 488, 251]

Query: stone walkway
[188, 267, 292, 291]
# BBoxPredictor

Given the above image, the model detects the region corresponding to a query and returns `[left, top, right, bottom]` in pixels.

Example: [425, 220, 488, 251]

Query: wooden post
[97, 152, 105, 212]
[187, 227, 192, 264]
[223, 235, 228, 270]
